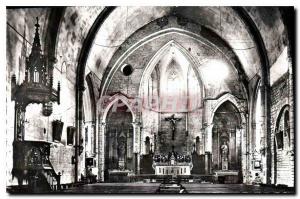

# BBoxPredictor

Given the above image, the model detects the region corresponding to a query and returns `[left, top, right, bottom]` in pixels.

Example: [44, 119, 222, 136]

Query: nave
[6, 6, 295, 194]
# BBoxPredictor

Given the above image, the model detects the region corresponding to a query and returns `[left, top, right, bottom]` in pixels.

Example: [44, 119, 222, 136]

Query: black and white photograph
[4, 3, 296, 194]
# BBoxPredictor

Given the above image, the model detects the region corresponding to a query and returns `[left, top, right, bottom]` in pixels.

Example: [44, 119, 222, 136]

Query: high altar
[152, 152, 193, 176]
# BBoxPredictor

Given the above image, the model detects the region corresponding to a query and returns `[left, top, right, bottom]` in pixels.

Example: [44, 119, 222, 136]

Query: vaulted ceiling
[7, 6, 288, 99]
[77, 6, 287, 84]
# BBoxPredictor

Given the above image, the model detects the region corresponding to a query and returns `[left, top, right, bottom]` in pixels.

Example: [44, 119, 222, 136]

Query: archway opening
[212, 101, 242, 182]
[274, 105, 291, 185]
[104, 100, 134, 181]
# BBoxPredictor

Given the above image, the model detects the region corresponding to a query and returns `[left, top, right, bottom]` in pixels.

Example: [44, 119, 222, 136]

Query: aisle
[60, 183, 294, 194]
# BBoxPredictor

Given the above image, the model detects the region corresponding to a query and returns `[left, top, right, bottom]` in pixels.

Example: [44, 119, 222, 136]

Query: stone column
[288, 61, 295, 187]
[241, 126, 247, 184]
[94, 119, 99, 179]
[238, 124, 247, 183]
[244, 114, 253, 185]
[132, 121, 141, 174]
[98, 122, 106, 182]
[261, 84, 271, 184]
[205, 123, 214, 153]
[204, 123, 213, 175]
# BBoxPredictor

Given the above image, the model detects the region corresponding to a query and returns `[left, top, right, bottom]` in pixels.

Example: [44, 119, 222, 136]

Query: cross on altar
[165, 114, 182, 140]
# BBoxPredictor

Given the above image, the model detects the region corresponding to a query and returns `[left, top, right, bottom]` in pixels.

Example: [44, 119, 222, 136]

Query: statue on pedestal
[220, 141, 229, 170]
[118, 135, 126, 170]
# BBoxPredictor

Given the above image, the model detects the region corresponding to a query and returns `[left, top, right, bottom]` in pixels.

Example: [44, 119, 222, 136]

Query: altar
[152, 152, 193, 176]
[108, 169, 135, 182]
[154, 165, 191, 176]
[214, 170, 240, 184]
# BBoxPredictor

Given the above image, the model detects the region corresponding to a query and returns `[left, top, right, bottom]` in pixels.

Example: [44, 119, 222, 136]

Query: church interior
[5, 6, 295, 194]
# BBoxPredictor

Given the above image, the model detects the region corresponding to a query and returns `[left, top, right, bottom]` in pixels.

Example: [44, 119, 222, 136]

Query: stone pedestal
[221, 157, 228, 170]
[205, 152, 212, 174]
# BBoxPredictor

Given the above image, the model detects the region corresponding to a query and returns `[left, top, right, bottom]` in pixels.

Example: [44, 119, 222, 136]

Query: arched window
[164, 60, 184, 100]
[284, 110, 290, 146]
[275, 106, 290, 150]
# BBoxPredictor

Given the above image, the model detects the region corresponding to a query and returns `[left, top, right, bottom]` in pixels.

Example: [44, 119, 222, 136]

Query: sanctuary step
[157, 182, 187, 194]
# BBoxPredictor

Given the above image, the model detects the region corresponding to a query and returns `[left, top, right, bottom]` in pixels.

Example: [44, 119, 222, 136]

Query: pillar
[261, 84, 272, 184]
[239, 124, 248, 184]
[205, 123, 214, 153]
[132, 121, 141, 175]
[98, 122, 106, 182]
[204, 123, 213, 175]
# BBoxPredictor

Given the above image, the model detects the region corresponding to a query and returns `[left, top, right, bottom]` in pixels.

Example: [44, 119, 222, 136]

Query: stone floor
[61, 182, 161, 194]
[60, 183, 295, 194]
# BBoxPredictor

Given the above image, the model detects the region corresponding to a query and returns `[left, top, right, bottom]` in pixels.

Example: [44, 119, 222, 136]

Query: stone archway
[273, 105, 292, 186]
[97, 93, 140, 182]
[104, 100, 134, 181]
[212, 100, 243, 183]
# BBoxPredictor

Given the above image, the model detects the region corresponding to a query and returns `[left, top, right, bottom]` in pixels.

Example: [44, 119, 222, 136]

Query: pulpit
[12, 141, 61, 191]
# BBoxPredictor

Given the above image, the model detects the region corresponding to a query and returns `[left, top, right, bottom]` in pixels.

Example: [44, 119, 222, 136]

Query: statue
[118, 136, 126, 170]
[165, 114, 182, 140]
[221, 141, 229, 158]
[170, 151, 175, 166]
[220, 141, 229, 170]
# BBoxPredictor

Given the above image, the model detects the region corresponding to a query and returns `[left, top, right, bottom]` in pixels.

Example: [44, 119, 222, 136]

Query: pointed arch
[84, 73, 97, 123]
[209, 93, 246, 125]
[101, 93, 136, 123]
[275, 105, 290, 131]
[138, 39, 204, 98]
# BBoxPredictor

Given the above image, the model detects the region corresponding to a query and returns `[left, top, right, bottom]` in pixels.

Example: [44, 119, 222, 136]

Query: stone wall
[270, 72, 294, 187]
[6, 8, 79, 186]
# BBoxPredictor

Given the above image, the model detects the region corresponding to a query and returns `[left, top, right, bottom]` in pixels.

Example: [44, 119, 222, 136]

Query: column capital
[131, 120, 142, 127]
[204, 123, 214, 129]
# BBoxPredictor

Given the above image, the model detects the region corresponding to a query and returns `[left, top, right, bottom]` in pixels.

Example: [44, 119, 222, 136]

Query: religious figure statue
[145, 136, 150, 154]
[220, 141, 229, 170]
[221, 141, 229, 158]
[165, 114, 182, 140]
[118, 136, 126, 170]
[170, 151, 175, 166]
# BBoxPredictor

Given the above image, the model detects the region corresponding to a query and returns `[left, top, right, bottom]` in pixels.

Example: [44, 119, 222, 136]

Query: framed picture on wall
[254, 160, 261, 170]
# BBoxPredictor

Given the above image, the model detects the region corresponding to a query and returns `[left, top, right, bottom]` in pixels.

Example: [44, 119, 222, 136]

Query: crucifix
[165, 114, 182, 140]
